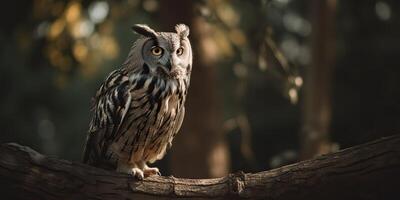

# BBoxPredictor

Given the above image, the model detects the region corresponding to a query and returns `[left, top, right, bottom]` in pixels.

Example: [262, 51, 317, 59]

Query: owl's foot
[130, 167, 145, 180]
[138, 161, 161, 177]
[117, 163, 144, 180]
[143, 166, 161, 177]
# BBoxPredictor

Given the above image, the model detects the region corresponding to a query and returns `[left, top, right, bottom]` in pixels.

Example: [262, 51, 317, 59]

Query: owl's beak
[156, 66, 169, 77]
[165, 59, 173, 71]
[156, 65, 179, 79]
[156, 58, 173, 77]
[164, 59, 179, 78]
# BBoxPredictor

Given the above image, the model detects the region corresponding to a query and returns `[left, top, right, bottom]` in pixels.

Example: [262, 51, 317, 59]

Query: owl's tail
[82, 132, 112, 170]
[82, 133, 97, 165]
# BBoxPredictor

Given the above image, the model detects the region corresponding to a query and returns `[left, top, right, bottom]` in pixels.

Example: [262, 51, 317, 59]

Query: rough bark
[0, 135, 399, 200]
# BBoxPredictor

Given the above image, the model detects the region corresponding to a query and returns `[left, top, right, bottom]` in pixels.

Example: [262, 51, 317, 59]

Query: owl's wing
[83, 69, 132, 166]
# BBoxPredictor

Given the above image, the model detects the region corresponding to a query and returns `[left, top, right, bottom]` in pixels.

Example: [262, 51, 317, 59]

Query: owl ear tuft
[175, 24, 189, 38]
[131, 24, 158, 38]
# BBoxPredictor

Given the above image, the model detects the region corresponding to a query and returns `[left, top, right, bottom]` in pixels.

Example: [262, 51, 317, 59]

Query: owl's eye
[151, 46, 163, 56]
[176, 47, 184, 55]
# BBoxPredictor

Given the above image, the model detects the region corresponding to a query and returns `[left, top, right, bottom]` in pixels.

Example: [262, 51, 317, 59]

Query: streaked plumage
[83, 24, 192, 179]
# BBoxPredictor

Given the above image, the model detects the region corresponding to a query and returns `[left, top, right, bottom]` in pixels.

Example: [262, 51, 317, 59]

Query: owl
[83, 24, 192, 180]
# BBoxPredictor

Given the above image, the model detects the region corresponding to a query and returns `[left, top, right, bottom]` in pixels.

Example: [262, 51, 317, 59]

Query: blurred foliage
[1, 0, 399, 174]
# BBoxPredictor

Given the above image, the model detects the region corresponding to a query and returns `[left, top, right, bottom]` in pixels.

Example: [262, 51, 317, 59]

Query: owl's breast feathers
[83, 68, 188, 168]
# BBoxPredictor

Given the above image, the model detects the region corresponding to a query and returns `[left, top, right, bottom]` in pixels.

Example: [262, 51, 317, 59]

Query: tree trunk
[301, 0, 337, 159]
[1, 135, 399, 200]
[159, 1, 229, 178]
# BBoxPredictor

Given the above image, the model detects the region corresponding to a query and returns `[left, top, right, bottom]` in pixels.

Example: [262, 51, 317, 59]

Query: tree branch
[1, 135, 399, 200]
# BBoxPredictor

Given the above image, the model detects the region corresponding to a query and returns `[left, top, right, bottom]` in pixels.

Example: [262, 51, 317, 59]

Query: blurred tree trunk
[159, 1, 229, 178]
[301, 0, 336, 159]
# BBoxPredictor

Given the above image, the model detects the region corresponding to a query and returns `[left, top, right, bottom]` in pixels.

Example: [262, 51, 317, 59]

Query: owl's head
[126, 24, 192, 80]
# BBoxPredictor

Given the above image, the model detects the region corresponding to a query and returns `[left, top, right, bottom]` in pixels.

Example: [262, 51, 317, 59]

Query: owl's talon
[143, 167, 160, 177]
